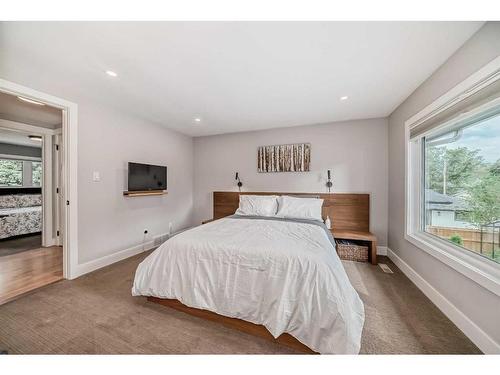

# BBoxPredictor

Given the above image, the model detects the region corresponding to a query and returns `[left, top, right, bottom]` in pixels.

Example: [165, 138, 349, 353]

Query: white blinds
[410, 73, 500, 139]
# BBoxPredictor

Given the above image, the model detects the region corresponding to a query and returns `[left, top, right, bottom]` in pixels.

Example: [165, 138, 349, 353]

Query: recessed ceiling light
[17, 96, 45, 106]
[194, 118, 202, 123]
[28, 135, 43, 141]
[340, 96, 349, 101]
[106, 70, 118, 77]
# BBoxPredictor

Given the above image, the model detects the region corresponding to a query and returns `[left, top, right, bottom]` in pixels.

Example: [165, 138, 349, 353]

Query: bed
[132, 192, 369, 354]
[0, 193, 42, 240]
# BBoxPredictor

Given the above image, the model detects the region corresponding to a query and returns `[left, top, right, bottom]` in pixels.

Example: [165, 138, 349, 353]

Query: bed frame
[148, 191, 370, 353]
[212, 191, 369, 231]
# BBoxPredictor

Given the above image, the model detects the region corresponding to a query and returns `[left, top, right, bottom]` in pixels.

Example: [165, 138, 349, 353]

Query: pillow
[276, 195, 324, 222]
[235, 195, 279, 217]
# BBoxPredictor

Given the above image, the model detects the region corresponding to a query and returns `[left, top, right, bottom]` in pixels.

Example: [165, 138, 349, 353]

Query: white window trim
[405, 55, 500, 298]
[0, 157, 42, 188]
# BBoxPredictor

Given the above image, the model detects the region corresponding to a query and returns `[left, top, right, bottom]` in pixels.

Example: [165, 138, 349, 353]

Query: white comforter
[132, 217, 365, 354]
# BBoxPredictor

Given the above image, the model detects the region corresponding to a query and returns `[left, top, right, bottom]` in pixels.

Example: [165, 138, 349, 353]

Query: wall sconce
[326, 170, 333, 193]
[235, 172, 243, 192]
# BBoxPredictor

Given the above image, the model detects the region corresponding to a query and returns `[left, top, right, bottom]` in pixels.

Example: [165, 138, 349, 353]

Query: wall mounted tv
[127, 162, 167, 191]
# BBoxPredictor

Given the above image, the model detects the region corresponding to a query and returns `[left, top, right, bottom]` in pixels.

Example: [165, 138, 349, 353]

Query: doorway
[0, 80, 76, 304]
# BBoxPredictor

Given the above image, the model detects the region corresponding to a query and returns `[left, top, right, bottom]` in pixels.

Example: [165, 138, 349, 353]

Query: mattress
[132, 216, 365, 354]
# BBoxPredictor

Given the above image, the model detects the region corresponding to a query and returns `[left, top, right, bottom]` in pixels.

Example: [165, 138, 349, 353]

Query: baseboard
[377, 246, 387, 256]
[73, 231, 172, 278]
[72, 229, 191, 279]
[387, 248, 500, 354]
[73, 241, 155, 278]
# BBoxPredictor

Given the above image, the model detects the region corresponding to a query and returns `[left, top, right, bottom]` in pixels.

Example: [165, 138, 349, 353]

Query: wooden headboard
[213, 191, 369, 232]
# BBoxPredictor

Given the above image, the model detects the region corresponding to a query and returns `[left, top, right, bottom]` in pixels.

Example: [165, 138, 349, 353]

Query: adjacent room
[0, 91, 64, 304]
[0, 19, 498, 358]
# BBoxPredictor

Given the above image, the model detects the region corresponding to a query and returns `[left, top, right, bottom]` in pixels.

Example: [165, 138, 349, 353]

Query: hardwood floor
[0, 246, 63, 305]
[0, 233, 42, 257]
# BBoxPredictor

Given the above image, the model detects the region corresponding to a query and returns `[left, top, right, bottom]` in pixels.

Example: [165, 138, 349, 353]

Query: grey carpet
[0, 252, 481, 354]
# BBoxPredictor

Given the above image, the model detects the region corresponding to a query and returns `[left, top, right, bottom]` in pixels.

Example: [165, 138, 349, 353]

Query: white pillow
[235, 195, 279, 217]
[276, 195, 324, 222]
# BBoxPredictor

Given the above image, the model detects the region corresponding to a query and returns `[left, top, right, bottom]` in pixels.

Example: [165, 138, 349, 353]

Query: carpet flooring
[0, 252, 481, 354]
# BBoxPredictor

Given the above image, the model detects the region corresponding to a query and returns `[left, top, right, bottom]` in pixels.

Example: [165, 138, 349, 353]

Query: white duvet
[132, 217, 365, 354]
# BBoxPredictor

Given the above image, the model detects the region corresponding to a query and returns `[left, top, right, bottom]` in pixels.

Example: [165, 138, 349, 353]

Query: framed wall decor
[257, 143, 311, 172]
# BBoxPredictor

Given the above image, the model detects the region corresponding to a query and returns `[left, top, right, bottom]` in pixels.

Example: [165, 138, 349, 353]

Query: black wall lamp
[326, 170, 333, 193]
[235, 172, 243, 192]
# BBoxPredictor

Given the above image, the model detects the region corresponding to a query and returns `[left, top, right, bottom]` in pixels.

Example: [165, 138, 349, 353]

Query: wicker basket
[336, 241, 369, 262]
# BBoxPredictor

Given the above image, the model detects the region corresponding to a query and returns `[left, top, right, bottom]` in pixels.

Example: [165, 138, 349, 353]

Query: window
[0, 158, 42, 187]
[406, 59, 500, 296]
[0, 159, 23, 187]
[423, 114, 500, 264]
[454, 211, 470, 222]
[31, 161, 42, 187]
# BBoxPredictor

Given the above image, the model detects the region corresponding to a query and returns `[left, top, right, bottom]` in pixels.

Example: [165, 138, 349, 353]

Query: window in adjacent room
[0, 158, 23, 187]
[31, 161, 42, 187]
[0, 158, 42, 187]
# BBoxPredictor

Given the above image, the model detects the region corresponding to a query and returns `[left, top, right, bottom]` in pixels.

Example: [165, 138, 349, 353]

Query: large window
[0, 158, 42, 187]
[406, 61, 500, 297]
[0, 159, 23, 187]
[423, 113, 500, 264]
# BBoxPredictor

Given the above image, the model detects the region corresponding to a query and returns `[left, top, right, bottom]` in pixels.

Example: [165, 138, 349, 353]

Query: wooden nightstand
[332, 229, 378, 265]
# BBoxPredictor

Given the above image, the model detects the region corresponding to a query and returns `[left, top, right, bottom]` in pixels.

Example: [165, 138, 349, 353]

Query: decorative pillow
[276, 195, 324, 222]
[235, 195, 279, 217]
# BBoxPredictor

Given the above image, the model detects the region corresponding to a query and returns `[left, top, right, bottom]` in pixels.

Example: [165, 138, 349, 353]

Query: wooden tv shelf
[123, 190, 167, 197]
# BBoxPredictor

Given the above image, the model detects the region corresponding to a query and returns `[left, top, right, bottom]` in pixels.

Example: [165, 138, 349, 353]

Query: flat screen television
[127, 162, 167, 191]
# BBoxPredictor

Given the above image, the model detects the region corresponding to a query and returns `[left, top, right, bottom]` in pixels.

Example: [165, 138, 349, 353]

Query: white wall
[194, 118, 388, 246]
[0, 72, 194, 271]
[77, 99, 193, 264]
[388, 22, 500, 352]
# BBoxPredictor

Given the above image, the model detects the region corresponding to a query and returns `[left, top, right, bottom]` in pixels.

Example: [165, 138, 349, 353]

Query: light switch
[92, 171, 100, 182]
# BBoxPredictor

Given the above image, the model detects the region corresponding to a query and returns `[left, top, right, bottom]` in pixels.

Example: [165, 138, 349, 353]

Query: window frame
[0, 154, 42, 188]
[0, 157, 24, 187]
[31, 160, 42, 187]
[405, 56, 500, 298]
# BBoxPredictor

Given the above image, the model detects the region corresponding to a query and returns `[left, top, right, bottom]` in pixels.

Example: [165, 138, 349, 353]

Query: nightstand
[332, 229, 378, 265]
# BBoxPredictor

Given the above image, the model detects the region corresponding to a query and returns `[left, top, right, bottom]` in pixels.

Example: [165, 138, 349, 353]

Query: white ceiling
[0, 91, 62, 129]
[0, 22, 483, 137]
[0, 128, 42, 148]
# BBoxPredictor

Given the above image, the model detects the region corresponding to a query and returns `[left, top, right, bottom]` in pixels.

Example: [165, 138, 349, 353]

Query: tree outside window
[32, 161, 42, 186]
[0, 159, 23, 187]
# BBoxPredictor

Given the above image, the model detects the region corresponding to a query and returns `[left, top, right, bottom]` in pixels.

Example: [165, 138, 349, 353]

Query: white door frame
[0, 79, 78, 279]
[0, 120, 52, 247]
